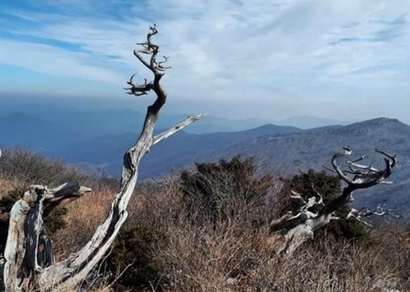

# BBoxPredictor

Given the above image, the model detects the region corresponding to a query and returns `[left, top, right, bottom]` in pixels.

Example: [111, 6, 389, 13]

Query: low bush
[104, 224, 168, 290]
[2, 150, 409, 291]
[0, 147, 88, 187]
[180, 155, 272, 227]
[272, 169, 369, 240]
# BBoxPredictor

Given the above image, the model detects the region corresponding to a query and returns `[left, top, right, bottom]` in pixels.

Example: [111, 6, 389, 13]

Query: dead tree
[2, 25, 205, 291]
[270, 147, 397, 256]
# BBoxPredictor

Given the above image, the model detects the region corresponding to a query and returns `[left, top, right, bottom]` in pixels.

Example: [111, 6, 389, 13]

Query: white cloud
[0, 0, 410, 122]
[0, 39, 124, 85]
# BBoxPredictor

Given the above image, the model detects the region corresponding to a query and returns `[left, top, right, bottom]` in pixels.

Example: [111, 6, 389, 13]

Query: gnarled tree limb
[3, 25, 205, 291]
[272, 148, 397, 256]
[3, 183, 92, 291]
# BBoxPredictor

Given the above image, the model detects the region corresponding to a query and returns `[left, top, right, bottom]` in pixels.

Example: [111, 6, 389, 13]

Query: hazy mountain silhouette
[200, 118, 410, 219]
[59, 124, 301, 177]
[0, 113, 90, 153]
[61, 117, 409, 219]
[1, 102, 409, 218]
[0, 96, 270, 135]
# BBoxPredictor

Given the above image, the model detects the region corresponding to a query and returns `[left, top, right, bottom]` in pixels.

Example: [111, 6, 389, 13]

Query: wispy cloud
[0, 0, 409, 122]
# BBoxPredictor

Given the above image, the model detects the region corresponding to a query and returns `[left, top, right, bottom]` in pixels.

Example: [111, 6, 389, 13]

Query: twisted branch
[3, 25, 206, 291]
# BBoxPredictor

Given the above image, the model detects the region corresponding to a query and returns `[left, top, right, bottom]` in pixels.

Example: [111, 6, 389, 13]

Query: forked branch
[3, 25, 205, 292]
[331, 147, 397, 189]
[126, 24, 171, 112]
[347, 205, 399, 227]
[273, 148, 397, 256]
[322, 148, 397, 215]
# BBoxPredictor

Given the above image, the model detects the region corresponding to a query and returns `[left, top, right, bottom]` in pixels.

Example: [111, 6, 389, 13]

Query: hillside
[60, 124, 301, 177]
[1, 113, 409, 218]
[203, 118, 410, 218]
[0, 113, 91, 153]
[2, 150, 409, 291]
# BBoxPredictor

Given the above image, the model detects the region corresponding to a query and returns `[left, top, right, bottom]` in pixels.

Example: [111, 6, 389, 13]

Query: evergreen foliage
[274, 169, 368, 239]
[104, 224, 167, 290]
[180, 155, 272, 226]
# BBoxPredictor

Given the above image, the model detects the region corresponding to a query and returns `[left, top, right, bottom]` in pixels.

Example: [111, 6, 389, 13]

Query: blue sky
[1, 0, 410, 123]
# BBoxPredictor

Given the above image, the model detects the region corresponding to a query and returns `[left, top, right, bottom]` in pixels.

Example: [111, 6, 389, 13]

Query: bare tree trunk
[2, 25, 205, 292]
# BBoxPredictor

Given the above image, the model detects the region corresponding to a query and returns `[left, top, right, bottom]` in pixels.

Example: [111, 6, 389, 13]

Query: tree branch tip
[78, 186, 92, 195]
[343, 146, 352, 151]
[194, 112, 208, 118]
[341, 147, 352, 155]
[189, 113, 207, 121]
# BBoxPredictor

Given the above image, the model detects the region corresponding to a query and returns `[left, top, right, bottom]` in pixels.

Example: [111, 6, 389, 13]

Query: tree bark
[271, 148, 397, 256]
[2, 25, 205, 291]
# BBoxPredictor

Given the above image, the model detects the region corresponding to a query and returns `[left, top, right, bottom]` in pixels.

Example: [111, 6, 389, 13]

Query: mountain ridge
[199, 117, 410, 219]
[1, 113, 409, 218]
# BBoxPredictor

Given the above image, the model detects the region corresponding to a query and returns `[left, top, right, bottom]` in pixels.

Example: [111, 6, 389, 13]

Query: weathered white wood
[272, 148, 397, 256]
[3, 199, 31, 292]
[3, 25, 205, 291]
[3, 183, 92, 291]
[25, 196, 45, 272]
[38, 113, 204, 291]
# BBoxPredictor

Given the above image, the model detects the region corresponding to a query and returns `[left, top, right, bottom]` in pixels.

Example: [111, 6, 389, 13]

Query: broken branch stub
[3, 183, 91, 291]
[3, 25, 205, 291]
[272, 148, 397, 256]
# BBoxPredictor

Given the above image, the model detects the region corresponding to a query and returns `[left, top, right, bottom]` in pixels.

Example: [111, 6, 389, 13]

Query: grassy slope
[1, 150, 410, 291]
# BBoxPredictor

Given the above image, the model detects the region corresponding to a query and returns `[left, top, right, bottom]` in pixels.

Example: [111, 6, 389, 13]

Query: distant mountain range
[48, 123, 298, 177]
[200, 118, 410, 219]
[1, 99, 409, 219]
[0, 95, 348, 134]
[0, 96, 272, 135]
[0, 108, 270, 136]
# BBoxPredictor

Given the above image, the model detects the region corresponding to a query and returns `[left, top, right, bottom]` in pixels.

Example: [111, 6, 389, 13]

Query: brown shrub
[49, 169, 410, 292]
[156, 222, 410, 291]
[0, 178, 22, 200]
[0, 147, 88, 187]
[180, 155, 272, 229]
[52, 183, 115, 259]
[2, 150, 409, 291]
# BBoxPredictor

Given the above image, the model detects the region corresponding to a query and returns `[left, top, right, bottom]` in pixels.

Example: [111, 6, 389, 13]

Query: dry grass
[48, 175, 410, 292]
[52, 183, 115, 259]
[0, 177, 22, 200]
[155, 219, 410, 291]
[0, 147, 89, 187]
[2, 166, 409, 291]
